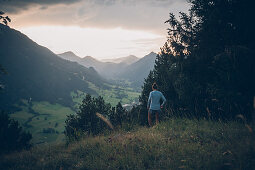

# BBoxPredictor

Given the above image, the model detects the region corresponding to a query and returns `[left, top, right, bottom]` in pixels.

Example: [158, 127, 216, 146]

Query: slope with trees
[0, 13, 32, 155]
[139, 0, 255, 120]
[0, 24, 107, 111]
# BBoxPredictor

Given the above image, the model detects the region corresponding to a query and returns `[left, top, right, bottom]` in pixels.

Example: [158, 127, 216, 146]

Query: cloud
[0, 0, 82, 13]
[74, 0, 190, 33]
[4, 0, 190, 59]
[6, 0, 190, 35]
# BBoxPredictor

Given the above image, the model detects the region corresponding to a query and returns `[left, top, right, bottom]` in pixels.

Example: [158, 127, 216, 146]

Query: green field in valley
[10, 84, 140, 144]
[71, 82, 140, 110]
[10, 100, 75, 144]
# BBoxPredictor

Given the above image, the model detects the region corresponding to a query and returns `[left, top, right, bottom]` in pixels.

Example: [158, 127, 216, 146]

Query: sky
[1, 0, 190, 59]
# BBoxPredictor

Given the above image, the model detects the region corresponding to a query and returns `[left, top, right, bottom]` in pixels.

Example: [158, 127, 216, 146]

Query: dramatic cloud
[5, 0, 189, 35]
[0, 0, 82, 13]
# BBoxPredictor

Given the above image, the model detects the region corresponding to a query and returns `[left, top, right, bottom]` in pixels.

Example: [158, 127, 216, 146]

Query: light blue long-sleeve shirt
[147, 90, 166, 110]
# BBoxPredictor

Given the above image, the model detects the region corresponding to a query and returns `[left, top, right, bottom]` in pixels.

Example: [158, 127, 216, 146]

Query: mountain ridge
[101, 55, 139, 64]
[58, 52, 128, 78]
[0, 24, 107, 110]
[58, 51, 157, 85]
[117, 52, 157, 86]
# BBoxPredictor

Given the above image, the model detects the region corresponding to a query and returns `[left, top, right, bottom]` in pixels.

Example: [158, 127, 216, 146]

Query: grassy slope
[1, 118, 254, 170]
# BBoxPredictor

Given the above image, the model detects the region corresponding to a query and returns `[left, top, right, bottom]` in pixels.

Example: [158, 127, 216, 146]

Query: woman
[147, 83, 166, 126]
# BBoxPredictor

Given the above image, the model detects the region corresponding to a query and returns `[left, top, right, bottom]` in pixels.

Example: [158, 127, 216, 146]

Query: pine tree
[109, 102, 126, 127]
[65, 94, 112, 140]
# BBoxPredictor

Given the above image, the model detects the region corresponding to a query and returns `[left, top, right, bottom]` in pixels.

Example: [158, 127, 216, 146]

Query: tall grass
[1, 118, 254, 169]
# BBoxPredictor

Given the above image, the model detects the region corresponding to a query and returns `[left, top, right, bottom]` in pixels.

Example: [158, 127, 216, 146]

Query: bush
[65, 94, 113, 140]
[0, 112, 32, 154]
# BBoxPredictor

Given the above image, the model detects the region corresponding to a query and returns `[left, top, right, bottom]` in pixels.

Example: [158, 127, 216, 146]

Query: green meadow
[10, 85, 140, 144]
[10, 101, 75, 144]
[88, 82, 140, 106]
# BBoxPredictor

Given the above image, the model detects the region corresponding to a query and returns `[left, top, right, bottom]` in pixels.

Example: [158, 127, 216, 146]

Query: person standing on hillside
[147, 83, 166, 127]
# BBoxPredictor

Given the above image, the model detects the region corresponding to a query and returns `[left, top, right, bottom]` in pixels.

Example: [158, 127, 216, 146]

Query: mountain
[0, 24, 107, 111]
[101, 55, 139, 65]
[117, 52, 157, 86]
[58, 53, 127, 78]
[58, 51, 157, 87]
[57, 51, 81, 63]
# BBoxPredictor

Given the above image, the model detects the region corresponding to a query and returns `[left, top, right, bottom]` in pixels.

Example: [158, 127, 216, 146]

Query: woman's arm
[147, 92, 152, 109]
[161, 93, 166, 108]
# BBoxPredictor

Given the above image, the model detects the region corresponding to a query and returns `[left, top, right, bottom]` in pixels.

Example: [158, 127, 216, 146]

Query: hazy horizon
[1, 0, 189, 59]
[57, 49, 158, 61]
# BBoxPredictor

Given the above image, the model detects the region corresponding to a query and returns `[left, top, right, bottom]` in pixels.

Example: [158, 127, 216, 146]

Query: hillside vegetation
[1, 118, 254, 170]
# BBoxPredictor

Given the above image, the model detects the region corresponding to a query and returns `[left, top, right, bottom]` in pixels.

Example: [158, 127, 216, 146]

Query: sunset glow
[20, 26, 165, 59]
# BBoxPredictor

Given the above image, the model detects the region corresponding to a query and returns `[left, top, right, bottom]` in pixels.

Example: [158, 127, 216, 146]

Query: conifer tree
[139, 0, 255, 119]
[65, 94, 112, 140]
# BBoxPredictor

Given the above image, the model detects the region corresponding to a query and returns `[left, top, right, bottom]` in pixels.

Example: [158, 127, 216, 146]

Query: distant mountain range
[0, 24, 107, 110]
[101, 55, 139, 64]
[58, 51, 157, 87]
[117, 52, 157, 86]
[58, 52, 131, 78]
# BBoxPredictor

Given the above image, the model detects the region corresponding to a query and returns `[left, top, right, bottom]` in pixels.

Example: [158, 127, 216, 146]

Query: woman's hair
[152, 83, 158, 90]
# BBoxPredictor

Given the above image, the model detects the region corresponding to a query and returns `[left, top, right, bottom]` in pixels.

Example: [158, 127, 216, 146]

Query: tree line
[140, 0, 255, 120]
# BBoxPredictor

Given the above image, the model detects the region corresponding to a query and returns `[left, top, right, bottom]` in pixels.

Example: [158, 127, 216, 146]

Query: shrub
[0, 112, 32, 154]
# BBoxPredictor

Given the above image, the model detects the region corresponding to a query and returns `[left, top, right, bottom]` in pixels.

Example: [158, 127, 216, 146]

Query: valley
[10, 85, 139, 145]
[58, 51, 157, 87]
[0, 24, 142, 145]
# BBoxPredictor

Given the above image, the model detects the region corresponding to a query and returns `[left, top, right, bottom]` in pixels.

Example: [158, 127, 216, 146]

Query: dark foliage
[109, 102, 126, 127]
[65, 94, 113, 140]
[139, 0, 255, 120]
[0, 112, 32, 154]
[0, 64, 7, 90]
[65, 95, 143, 141]
[0, 11, 11, 25]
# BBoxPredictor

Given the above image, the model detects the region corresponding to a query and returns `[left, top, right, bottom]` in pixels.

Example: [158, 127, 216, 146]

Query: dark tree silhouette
[65, 94, 112, 140]
[0, 10, 9, 89]
[0, 112, 32, 154]
[109, 102, 126, 127]
[139, 0, 255, 120]
[0, 11, 11, 25]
